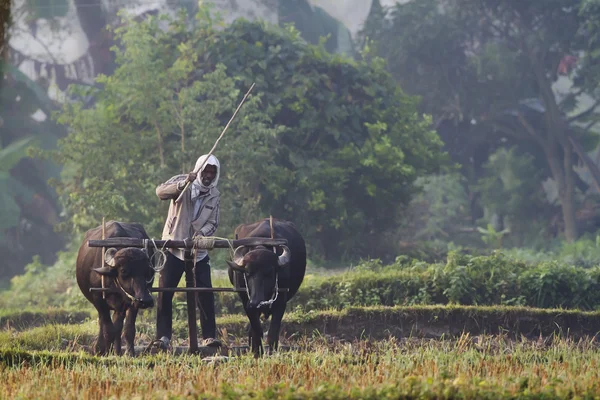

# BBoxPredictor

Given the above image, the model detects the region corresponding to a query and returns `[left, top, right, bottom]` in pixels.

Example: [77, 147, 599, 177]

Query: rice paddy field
[2, 305, 600, 399]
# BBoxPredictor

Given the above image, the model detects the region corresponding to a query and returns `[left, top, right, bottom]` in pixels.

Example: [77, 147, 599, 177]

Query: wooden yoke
[88, 237, 287, 249]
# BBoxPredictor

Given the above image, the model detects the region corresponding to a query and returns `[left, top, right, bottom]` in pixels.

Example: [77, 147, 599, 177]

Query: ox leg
[124, 307, 139, 357]
[266, 302, 286, 355]
[239, 295, 254, 352]
[112, 310, 126, 356]
[247, 309, 264, 358]
[94, 303, 114, 356]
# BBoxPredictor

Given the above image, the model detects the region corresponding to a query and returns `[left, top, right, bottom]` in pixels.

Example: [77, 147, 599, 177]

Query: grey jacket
[156, 174, 220, 260]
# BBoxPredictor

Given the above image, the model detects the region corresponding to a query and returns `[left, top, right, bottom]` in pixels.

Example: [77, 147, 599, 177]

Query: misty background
[1, 0, 600, 293]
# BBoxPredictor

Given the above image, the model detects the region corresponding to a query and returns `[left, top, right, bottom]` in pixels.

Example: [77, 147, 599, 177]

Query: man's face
[201, 164, 217, 186]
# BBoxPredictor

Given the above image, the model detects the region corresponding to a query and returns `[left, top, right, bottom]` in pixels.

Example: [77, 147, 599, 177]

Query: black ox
[227, 218, 306, 357]
[76, 221, 155, 356]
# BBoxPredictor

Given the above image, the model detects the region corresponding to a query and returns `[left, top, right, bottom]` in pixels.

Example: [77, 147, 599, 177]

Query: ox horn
[226, 246, 248, 274]
[232, 246, 246, 267]
[278, 246, 291, 267]
[104, 248, 118, 268]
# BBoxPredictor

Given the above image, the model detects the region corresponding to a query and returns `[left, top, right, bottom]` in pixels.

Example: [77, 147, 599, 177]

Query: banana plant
[0, 61, 64, 278]
[477, 224, 510, 249]
[0, 137, 37, 240]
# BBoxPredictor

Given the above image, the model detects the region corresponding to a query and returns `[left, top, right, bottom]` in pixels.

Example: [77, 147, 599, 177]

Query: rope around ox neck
[243, 272, 279, 309]
[115, 277, 138, 303]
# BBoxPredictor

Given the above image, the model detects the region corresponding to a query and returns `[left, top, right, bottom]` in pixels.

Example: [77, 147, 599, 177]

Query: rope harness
[115, 276, 138, 303]
[243, 272, 279, 309]
[239, 217, 279, 309]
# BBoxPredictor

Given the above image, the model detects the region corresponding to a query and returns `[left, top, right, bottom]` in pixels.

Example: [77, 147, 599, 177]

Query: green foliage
[0, 246, 87, 310]
[475, 147, 551, 248]
[361, 0, 600, 245]
[476, 148, 547, 223]
[503, 235, 600, 269]
[0, 60, 66, 280]
[0, 137, 37, 239]
[9, 242, 600, 314]
[411, 173, 472, 241]
[53, 12, 284, 238]
[52, 8, 446, 261]
[476, 224, 510, 249]
[283, 251, 600, 312]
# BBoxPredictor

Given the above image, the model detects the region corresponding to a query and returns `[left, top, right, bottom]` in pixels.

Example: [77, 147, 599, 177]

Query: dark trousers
[156, 252, 216, 340]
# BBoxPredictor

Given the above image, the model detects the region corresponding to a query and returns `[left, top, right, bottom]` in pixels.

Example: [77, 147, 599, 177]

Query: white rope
[115, 277, 138, 303]
[193, 236, 216, 250]
[258, 274, 279, 308]
[149, 238, 167, 273]
[243, 273, 249, 295]
[193, 235, 235, 259]
[243, 272, 279, 309]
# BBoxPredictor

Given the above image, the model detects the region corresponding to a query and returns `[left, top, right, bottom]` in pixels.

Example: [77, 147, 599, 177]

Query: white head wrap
[191, 154, 220, 199]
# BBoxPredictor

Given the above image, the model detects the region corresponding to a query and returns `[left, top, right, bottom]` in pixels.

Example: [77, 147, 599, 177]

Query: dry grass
[3, 305, 600, 398]
[1, 335, 600, 399]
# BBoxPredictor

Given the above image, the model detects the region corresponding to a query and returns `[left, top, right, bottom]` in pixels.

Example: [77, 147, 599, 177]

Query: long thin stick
[175, 82, 256, 204]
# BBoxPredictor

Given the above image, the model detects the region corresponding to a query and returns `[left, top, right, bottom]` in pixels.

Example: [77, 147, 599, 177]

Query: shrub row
[4, 251, 600, 314]
[211, 252, 600, 314]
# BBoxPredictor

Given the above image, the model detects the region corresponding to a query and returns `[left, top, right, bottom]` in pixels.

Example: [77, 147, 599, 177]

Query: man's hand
[186, 171, 197, 183]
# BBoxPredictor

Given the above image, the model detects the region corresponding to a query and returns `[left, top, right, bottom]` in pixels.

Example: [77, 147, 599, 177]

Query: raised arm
[156, 174, 189, 201]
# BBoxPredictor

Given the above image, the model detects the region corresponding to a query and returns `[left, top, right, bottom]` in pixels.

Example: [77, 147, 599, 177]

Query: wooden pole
[270, 215, 275, 253]
[101, 217, 106, 299]
[184, 250, 199, 354]
[90, 287, 290, 293]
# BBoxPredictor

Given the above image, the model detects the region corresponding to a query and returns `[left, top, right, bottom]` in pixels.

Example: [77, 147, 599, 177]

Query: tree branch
[568, 100, 600, 123]
[585, 119, 599, 132]
[152, 120, 165, 167]
[516, 113, 546, 147]
[569, 133, 600, 194]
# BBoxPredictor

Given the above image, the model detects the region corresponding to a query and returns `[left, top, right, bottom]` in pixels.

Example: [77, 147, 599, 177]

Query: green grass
[0, 308, 93, 331]
[3, 305, 600, 353]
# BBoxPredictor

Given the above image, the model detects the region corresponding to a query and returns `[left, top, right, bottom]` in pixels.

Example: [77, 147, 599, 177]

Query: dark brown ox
[76, 221, 155, 356]
[227, 218, 306, 357]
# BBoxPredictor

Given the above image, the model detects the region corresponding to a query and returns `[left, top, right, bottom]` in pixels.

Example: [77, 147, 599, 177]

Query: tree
[0, 0, 67, 281]
[52, 8, 446, 262]
[475, 147, 553, 247]
[362, 0, 600, 243]
[1, 0, 9, 59]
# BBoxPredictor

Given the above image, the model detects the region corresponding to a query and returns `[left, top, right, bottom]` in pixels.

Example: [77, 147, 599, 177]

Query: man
[154, 154, 222, 348]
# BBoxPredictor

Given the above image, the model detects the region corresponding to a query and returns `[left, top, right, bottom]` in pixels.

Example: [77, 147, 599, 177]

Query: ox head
[94, 247, 155, 309]
[227, 245, 290, 309]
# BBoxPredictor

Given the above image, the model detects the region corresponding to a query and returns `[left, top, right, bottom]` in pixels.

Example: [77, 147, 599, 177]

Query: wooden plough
[88, 236, 289, 354]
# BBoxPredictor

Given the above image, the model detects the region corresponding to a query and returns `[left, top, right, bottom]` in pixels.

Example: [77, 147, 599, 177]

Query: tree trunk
[74, 0, 115, 77]
[529, 49, 578, 242]
[0, 0, 10, 59]
[543, 140, 577, 241]
[562, 142, 578, 242]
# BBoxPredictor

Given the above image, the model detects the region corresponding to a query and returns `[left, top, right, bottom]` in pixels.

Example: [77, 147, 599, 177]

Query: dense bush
[4, 249, 600, 313]
[279, 252, 600, 312]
